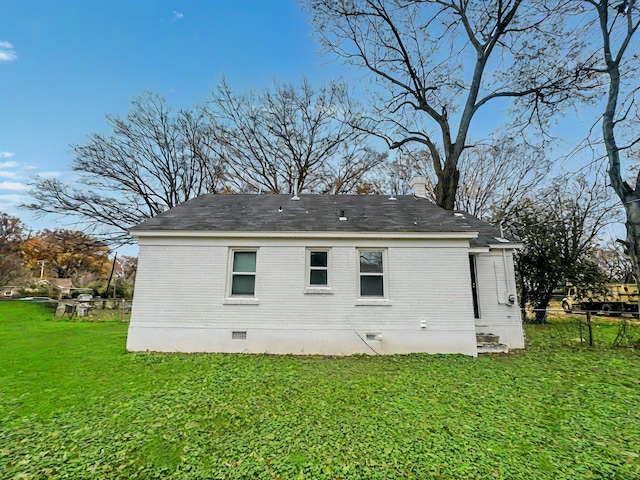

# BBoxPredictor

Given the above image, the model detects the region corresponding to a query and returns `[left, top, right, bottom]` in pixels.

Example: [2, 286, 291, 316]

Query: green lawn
[1, 302, 639, 479]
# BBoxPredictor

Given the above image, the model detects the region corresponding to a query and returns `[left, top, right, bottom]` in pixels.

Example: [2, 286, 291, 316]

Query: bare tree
[115, 255, 138, 284]
[303, 0, 592, 209]
[593, 241, 635, 283]
[374, 150, 426, 195]
[580, 0, 640, 283]
[374, 136, 550, 222]
[427, 138, 551, 223]
[207, 77, 386, 194]
[0, 212, 27, 287]
[24, 92, 227, 245]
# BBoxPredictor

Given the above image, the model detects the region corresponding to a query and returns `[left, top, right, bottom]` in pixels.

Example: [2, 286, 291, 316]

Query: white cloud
[0, 41, 17, 62]
[0, 193, 22, 204]
[0, 152, 15, 158]
[0, 194, 25, 216]
[0, 170, 17, 179]
[172, 10, 184, 21]
[38, 171, 62, 178]
[0, 161, 19, 169]
[0, 181, 28, 191]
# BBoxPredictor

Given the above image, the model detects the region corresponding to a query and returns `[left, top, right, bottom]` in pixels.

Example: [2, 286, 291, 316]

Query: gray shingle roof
[131, 194, 512, 247]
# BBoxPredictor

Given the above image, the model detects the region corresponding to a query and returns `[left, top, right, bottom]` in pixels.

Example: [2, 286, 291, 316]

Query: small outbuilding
[36, 278, 73, 298]
[127, 180, 524, 356]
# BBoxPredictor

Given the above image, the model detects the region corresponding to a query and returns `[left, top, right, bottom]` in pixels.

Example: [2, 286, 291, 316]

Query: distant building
[36, 278, 73, 297]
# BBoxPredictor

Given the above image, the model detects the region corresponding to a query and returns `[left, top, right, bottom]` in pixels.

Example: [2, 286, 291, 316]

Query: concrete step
[477, 342, 509, 354]
[476, 333, 500, 344]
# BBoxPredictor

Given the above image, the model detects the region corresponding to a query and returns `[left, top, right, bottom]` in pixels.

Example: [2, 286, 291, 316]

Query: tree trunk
[623, 198, 640, 306]
[434, 161, 460, 210]
[596, 0, 639, 316]
[517, 273, 528, 311]
[531, 296, 552, 324]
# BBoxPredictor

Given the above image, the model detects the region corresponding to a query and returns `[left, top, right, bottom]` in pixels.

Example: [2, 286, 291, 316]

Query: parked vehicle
[562, 284, 639, 315]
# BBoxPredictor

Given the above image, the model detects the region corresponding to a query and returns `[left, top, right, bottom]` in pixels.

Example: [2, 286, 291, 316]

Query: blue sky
[0, 0, 351, 232]
[0, 0, 622, 246]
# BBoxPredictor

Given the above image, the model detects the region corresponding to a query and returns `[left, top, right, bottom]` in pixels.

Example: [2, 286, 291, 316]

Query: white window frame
[356, 248, 390, 305]
[305, 248, 332, 294]
[225, 248, 259, 305]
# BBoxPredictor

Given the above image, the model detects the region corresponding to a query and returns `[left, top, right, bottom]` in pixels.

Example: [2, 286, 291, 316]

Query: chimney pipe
[411, 176, 427, 198]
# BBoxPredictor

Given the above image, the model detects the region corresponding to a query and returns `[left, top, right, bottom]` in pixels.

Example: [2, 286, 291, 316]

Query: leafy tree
[207, 77, 386, 194]
[505, 176, 617, 323]
[0, 212, 28, 287]
[21, 229, 111, 281]
[303, 0, 590, 209]
[24, 93, 227, 244]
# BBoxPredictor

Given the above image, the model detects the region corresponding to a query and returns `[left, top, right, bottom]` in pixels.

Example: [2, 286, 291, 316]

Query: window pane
[232, 275, 255, 295]
[310, 270, 328, 285]
[233, 251, 256, 272]
[310, 251, 327, 267]
[361, 276, 384, 297]
[360, 251, 383, 273]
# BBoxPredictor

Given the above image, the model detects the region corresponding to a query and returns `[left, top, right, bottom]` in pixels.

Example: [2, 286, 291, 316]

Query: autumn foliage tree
[21, 229, 111, 281]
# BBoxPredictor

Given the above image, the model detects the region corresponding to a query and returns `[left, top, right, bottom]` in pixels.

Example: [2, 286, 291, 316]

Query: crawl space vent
[232, 331, 247, 340]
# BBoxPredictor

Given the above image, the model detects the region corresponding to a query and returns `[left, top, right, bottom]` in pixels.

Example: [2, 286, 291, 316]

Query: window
[358, 249, 386, 297]
[230, 250, 257, 296]
[307, 249, 330, 287]
[310, 250, 328, 286]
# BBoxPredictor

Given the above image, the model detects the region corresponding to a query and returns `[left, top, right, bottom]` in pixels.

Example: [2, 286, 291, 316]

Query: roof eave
[131, 229, 479, 240]
[487, 242, 523, 249]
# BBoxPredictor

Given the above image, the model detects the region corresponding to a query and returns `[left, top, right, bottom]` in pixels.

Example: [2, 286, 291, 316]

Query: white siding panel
[128, 238, 479, 355]
[474, 250, 524, 349]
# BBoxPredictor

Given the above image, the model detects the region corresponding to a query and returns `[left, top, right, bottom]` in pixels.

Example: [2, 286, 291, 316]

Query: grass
[1, 302, 639, 479]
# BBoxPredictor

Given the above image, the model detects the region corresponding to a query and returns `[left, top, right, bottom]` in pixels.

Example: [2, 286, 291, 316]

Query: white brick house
[127, 186, 524, 356]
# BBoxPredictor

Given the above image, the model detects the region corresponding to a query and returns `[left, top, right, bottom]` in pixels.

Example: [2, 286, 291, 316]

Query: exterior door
[469, 255, 480, 319]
